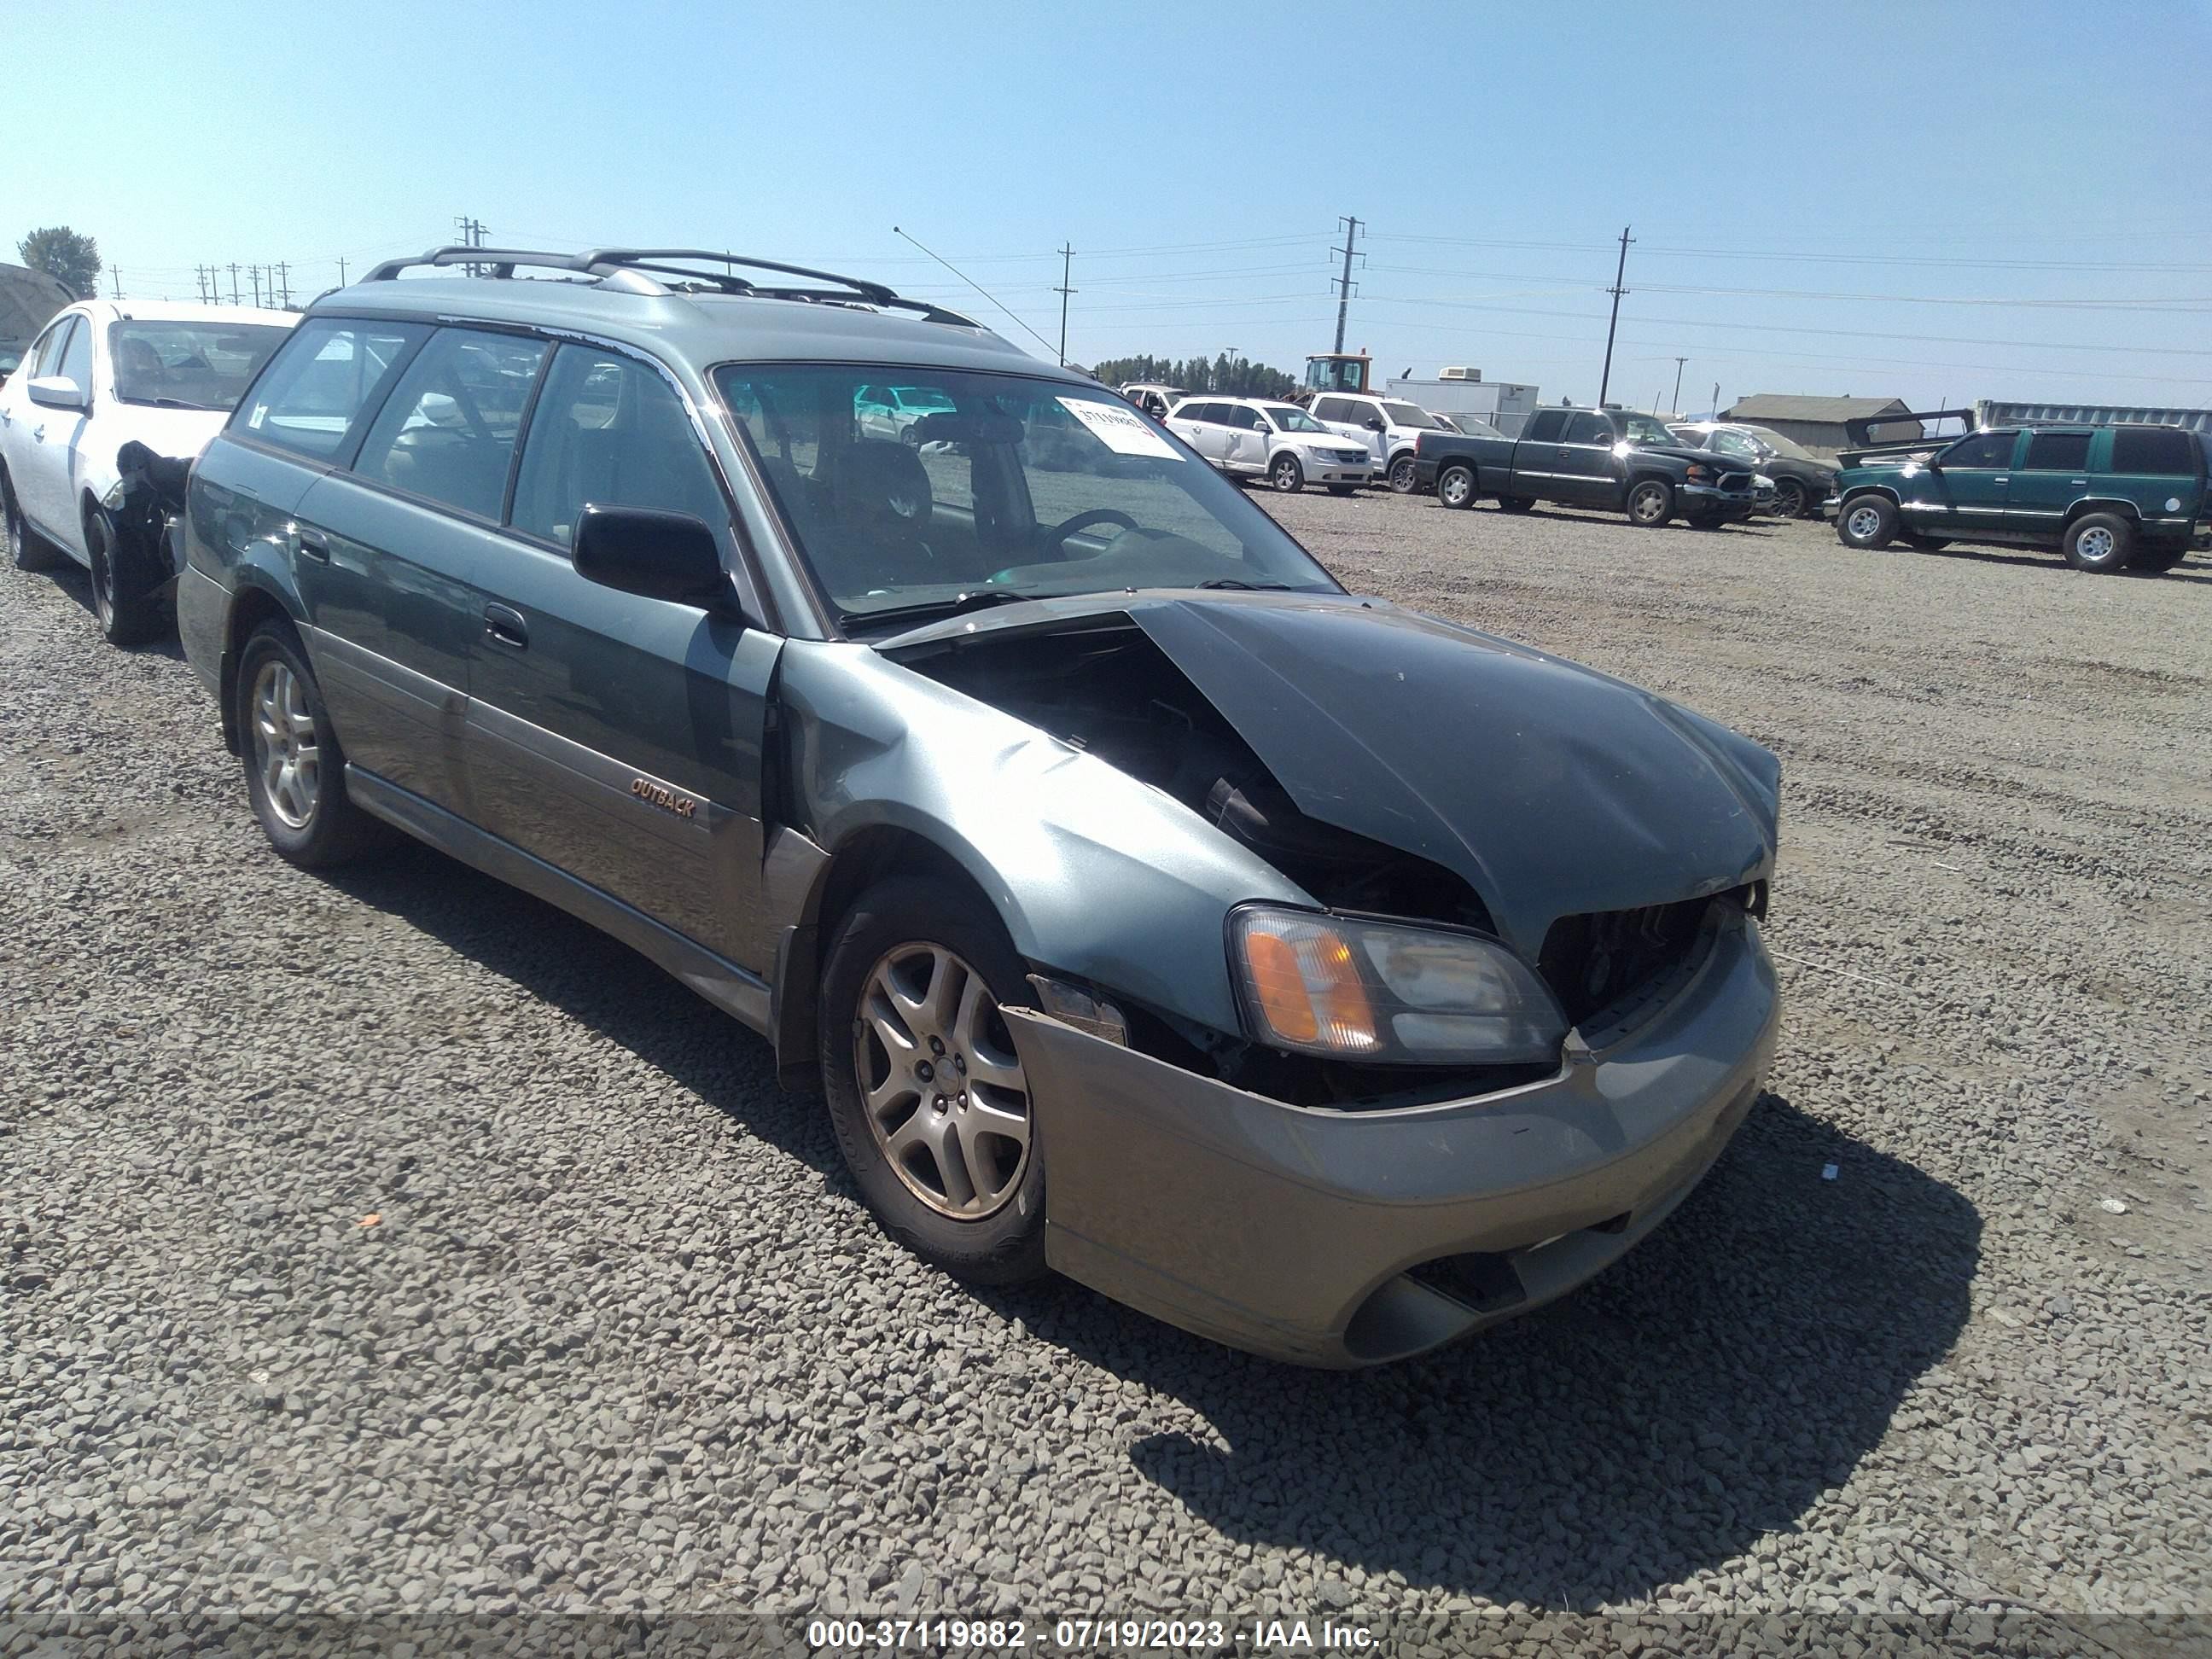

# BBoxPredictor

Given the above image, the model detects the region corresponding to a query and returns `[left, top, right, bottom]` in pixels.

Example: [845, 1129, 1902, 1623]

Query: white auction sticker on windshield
[1058, 397, 1182, 459]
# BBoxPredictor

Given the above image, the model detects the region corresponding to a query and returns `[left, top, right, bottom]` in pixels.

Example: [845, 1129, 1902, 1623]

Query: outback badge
[629, 777, 698, 820]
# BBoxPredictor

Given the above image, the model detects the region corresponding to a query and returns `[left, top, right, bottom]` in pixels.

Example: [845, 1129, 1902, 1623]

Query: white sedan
[0, 299, 294, 643]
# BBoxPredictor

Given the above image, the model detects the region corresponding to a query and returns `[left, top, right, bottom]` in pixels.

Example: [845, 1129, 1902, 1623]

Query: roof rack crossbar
[356, 244, 981, 329]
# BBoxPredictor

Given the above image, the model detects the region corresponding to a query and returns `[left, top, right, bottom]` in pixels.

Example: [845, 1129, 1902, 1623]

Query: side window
[1713, 430, 1760, 458]
[2110, 426, 2197, 474]
[510, 345, 727, 548]
[1226, 405, 1262, 431]
[1939, 431, 2018, 469]
[1525, 410, 1569, 443]
[1564, 412, 1612, 445]
[1313, 398, 1351, 423]
[353, 329, 547, 521]
[236, 318, 429, 460]
[55, 317, 92, 395]
[2022, 432, 2092, 473]
[32, 317, 78, 378]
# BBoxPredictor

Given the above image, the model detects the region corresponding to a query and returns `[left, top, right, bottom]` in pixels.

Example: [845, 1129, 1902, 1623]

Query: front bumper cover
[1010, 909, 1778, 1367]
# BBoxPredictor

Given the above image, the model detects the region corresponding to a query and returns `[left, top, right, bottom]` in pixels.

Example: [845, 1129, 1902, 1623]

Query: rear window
[2110, 426, 2198, 475]
[236, 318, 429, 460]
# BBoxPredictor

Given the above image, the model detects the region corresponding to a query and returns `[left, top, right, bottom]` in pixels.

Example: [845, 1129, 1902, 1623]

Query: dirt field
[2, 490, 2207, 1640]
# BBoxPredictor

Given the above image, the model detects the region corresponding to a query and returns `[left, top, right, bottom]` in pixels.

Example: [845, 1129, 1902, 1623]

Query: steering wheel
[1039, 507, 1137, 556]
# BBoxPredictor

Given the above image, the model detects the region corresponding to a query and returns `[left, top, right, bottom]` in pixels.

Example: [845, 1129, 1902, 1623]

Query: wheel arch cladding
[2064, 498, 2141, 527]
[219, 584, 305, 753]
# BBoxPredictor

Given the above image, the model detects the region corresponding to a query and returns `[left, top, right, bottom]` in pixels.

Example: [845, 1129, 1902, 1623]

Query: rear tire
[1772, 478, 1809, 519]
[1837, 494, 1899, 550]
[85, 504, 166, 648]
[1435, 463, 1477, 510]
[1267, 453, 1305, 493]
[819, 876, 1047, 1286]
[234, 622, 385, 868]
[1627, 479, 1674, 527]
[2063, 512, 2133, 573]
[1387, 455, 1418, 494]
[3, 468, 55, 572]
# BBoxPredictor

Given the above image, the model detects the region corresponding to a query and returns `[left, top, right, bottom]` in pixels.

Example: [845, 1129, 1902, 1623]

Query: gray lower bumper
[1008, 913, 1779, 1367]
[1681, 485, 1756, 521]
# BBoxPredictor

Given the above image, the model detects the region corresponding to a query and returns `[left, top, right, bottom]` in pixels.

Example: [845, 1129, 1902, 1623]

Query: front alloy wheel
[1269, 454, 1305, 493]
[1773, 478, 1807, 518]
[1628, 480, 1674, 527]
[1388, 455, 1418, 494]
[854, 942, 1033, 1220]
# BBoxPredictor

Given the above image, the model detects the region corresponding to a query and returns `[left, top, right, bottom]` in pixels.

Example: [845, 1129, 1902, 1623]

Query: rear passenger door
[2005, 430, 2092, 529]
[288, 323, 536, 818]
[466, 342, 783, 970]
[1556, 411, 1619, 505]
[1513, 408, 1569, 497]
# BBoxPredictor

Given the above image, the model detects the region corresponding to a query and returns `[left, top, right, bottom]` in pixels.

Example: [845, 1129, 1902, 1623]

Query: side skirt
[346, 766, 774, 1038]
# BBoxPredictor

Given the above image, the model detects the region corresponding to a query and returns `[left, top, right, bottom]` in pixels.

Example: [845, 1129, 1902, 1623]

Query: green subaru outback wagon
[178, 246, 1782, 1366]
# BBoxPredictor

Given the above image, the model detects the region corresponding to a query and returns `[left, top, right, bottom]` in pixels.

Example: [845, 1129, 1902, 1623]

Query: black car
[1416, 406, 1756, 529]
[1669, 422, 1837, 519]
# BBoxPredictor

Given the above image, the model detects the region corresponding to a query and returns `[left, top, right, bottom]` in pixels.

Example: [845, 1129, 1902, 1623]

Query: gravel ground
[3, 493, 2209, 1645]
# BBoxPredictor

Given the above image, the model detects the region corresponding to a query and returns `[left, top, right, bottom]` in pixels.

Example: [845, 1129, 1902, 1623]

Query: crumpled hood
[1130, 596, 1779, 957]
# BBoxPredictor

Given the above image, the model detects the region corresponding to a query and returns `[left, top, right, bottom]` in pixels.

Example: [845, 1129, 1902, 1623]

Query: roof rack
[358, 246, 978, 327]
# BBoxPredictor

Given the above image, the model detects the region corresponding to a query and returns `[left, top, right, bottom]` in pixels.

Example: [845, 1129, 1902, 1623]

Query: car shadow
[975, 1089, 1980, 1610]
[1877, 541, 2212, 586]
[35, 558, 189, 661]
[322, 842, 1977, 1610]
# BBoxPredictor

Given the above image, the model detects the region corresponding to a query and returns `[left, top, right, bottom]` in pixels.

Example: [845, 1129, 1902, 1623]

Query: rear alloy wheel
[1435, 463, 1477, 510]
[1627, 480, 1674, 527]
[4, 470, 55, 573]
[1772, 478, 1808, 519]
[1387, 455, 1418, 494]
[234, 623, 384, 867]
[1268, 453, 1305, 493]
[84, 504, 165, 648]
[1837, 494, 1898, 550]
[2063, 512, 2134, 573]
[821, 876, 1047, 1284]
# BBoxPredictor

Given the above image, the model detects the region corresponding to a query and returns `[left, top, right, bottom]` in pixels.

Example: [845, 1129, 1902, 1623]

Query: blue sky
[8, 0, 2210, 412]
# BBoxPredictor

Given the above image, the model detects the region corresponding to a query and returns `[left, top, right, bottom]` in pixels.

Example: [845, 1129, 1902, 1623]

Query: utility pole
[1597, 224, 1633, 408]
[1670, 357, 1688, 417]
[228, 264, 242, 306]
[249, 266, 264, 308]
[275, 262, 292, 307]
[337, 256, 348, 288]
[1712, 381, 1721, 419]
[110, 270, 122, 300]
[455, 216, 487, 276]
[1330, 215, 1363, 354]
[1052, 243, 1075, 368]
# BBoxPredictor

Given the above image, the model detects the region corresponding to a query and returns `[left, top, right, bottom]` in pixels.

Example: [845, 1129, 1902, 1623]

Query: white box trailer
[1384, 370, 1542, 438]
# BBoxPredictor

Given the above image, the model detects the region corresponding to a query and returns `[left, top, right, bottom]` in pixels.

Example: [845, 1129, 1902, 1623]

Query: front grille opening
[1406, 1251, 1527, 1315]
[1537, 895, 1715, 1026]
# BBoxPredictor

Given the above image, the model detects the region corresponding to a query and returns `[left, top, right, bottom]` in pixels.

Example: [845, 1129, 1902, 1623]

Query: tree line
[1086, 352, 1299, 400]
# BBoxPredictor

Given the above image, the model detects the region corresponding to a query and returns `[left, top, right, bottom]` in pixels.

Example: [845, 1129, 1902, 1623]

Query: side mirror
[1364, 416, 1386, 431]
[27, 375, 88, 412]
[572, 504, 734, 612]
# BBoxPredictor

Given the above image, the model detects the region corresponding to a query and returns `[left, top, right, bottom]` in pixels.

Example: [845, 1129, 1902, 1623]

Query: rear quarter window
[2109, 427, 2198, 475]
[234, 318, 430, 461]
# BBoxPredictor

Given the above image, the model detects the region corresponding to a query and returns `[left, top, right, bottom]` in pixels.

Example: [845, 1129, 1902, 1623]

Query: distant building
[1721, 394, 1921, 455]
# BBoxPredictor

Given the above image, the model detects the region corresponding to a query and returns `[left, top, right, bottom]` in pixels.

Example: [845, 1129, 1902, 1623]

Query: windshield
[1263, 404, 1327, 434]
[1622, 414, 1679, 447]
[714, 365, 1342, 627]
[1738, 423, 1817, 461]
[108, 320, 290, 411]
[1380, 401, 1439, 429]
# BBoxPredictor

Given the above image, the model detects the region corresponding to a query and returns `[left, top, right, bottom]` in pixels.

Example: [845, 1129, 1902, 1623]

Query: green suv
[1832, 422, 2206, 573]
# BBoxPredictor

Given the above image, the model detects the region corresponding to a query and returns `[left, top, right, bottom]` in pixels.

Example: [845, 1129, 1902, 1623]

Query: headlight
[1685, 463, 1713, 482]
[1229, 906, 1567, 1065]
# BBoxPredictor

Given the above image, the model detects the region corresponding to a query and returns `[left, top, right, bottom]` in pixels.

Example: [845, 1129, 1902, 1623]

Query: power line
[888, 225, 1062, 357]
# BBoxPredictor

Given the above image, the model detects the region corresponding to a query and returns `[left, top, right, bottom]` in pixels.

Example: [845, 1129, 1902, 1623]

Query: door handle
[483, 603, 529, 649]
[1993, 476, 2009, 485]
[293, 526, 330, 562]
[32, 425, 44, 443]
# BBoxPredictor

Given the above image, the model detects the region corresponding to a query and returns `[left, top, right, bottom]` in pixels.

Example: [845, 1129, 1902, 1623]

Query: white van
[1165, 397, 1374, 493]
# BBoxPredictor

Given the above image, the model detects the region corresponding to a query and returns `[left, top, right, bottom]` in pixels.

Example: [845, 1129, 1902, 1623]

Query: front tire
[234, 622, 383, 868]
[819, 876, 1046, 1285]
[1837, 494, 1899, 550]
[1627, 479, 1674, 527]
[1772, 478, 1808, 519]
[1435, 463, 1477, 510]
[1267, 453, 1305, 493]
[1387, 455, 1418, 494]
[2063, 512, 2134, 573]
[85, 504, 166, 648]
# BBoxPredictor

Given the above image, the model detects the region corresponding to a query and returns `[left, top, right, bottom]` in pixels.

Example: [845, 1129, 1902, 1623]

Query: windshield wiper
[1193, 577, 1298, 591]
[839, 588, 1041, 632]
[127, 396, 218, 411]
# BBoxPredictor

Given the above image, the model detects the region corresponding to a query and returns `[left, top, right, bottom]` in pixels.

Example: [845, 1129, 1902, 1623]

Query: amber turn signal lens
[1241, 917, 1378, 1051]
